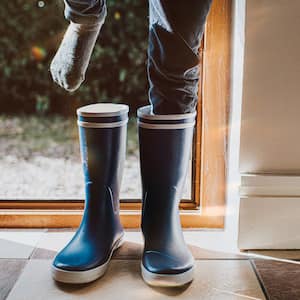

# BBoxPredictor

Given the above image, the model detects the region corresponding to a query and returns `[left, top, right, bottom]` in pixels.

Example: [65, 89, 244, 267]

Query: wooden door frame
[0, 0, 232, 228]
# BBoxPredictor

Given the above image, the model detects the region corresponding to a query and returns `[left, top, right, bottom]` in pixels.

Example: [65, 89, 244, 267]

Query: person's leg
[138, 0, 212, 287]
[148, 0, 212, 114]
[50, 0, 107, 92]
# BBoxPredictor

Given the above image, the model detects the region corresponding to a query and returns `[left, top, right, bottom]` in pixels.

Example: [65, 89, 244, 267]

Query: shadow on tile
[148, 282, 192, 296]
[31, 247, 58, 260]
[0, 259, 27, 300]
[54, 260, 190, 297]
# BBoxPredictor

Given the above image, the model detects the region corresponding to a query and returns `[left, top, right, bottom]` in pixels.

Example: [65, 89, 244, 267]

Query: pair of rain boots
[52, 103, 196, 287]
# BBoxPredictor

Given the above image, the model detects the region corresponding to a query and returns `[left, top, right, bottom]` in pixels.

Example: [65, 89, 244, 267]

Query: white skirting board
[238, 174, 300, 250]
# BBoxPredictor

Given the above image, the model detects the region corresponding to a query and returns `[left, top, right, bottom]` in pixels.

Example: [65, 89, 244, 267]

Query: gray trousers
[64, 0, 212, 114]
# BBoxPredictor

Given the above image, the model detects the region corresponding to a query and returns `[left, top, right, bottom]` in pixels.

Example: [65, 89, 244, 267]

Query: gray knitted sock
[50, 21, 104, 92]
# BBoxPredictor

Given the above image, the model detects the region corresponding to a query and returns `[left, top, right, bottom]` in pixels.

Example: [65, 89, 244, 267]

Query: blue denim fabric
[64, 0, 107, 25]
[63, 0, 212, 114]
[148, 0, 212, 114]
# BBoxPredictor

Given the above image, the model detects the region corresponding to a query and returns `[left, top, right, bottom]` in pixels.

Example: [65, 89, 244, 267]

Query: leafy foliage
[0, 0, 148, 115]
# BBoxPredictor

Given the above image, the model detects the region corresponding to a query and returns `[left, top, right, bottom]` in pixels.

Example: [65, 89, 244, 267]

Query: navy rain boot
[52, 103, 128, 284]
[137, 105, 196, 287]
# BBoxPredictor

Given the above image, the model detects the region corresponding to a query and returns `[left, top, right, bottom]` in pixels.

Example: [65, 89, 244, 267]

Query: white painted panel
[239, 0, 300, 173]
[238, 196, 300, 249]
[240, 174, 300, 196]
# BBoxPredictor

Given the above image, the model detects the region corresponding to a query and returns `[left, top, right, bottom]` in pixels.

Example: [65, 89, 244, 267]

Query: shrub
[0, 0, 148, 116]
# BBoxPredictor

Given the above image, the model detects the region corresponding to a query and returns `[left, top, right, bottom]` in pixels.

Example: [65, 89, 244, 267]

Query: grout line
[249, 259, 270, 300]
[29, 247, 38, 260]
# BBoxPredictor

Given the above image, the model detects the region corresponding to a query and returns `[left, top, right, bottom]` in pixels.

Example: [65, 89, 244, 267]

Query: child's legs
[50, 0, 107, 91]
[148, 0, 213, 114]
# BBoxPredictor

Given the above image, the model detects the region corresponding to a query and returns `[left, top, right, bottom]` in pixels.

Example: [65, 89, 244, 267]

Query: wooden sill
[0, 198, 224, 228]
[0, 200, 224, 229]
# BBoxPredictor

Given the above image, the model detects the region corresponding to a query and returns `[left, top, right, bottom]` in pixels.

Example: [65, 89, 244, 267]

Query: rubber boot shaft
[138, 105, 195, 280]
[53, 104, 128, 278]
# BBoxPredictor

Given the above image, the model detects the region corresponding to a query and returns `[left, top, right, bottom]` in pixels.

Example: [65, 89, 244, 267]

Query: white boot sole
[141, 263, 194, 287]
[52, 237, 124, 284]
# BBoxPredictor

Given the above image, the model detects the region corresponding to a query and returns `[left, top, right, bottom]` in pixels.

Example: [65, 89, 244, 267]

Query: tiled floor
[1, 229, 300, 300]
[0, 230, 45, 259]
[7, 260, 265, 300]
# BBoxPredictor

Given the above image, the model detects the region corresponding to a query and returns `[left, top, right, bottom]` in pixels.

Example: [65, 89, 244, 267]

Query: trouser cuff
[137, 105, 196, 129]
[64, 0, 107, 25]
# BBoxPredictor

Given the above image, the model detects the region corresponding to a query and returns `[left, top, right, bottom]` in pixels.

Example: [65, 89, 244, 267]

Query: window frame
[0, 0, 232, 229]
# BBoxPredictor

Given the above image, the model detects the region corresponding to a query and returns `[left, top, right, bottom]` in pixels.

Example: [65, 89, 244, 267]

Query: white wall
[240, 0, 300, 173]
[238, 0, 300, 249]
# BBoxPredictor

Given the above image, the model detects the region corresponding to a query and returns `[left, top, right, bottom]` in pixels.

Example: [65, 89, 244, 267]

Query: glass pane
[0, 1, 192, 201]
[0, 115, 192, 200]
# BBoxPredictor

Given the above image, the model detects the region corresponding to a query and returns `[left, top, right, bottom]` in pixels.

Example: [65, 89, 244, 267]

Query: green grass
[0, 115, 138, 159]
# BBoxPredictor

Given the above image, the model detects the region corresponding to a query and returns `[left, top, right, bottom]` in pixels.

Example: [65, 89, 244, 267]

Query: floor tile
[31, 230, 247, 260]
[7, 259, 265, 300]
[183, 230, 245, 259]
[252, 259, 300, 300]
[0, 259, 27, 300]
[0, 230, 45, 259]
[30, 231, 75, 259]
